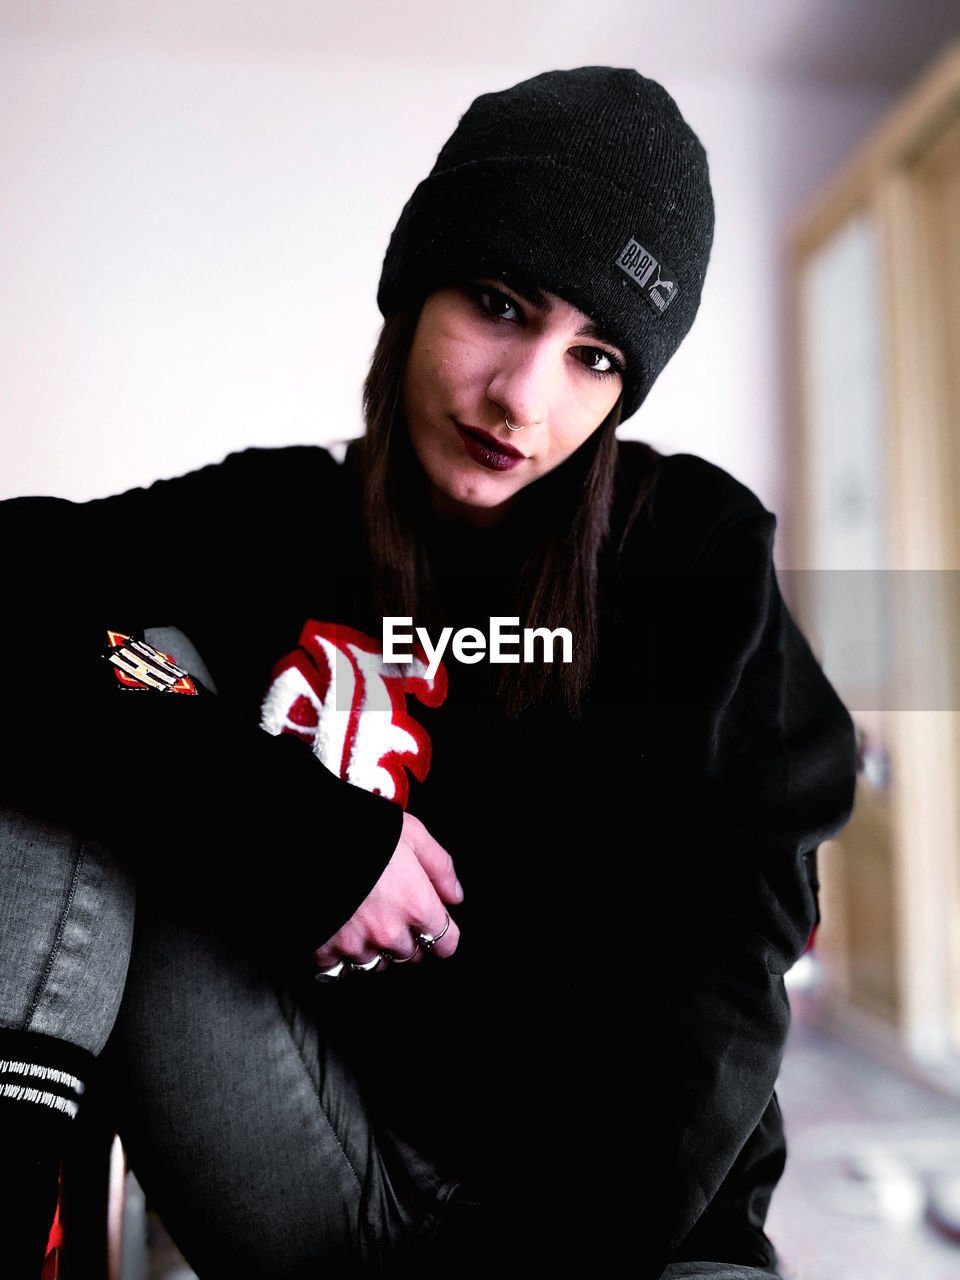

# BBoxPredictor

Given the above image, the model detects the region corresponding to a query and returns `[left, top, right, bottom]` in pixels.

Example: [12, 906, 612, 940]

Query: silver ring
[349, 955, 384, 974]
[504, 413, 525, 432]
[415, 913, 450, 950]
[314, 960, 345, 984]
[385, 942, 420, 964]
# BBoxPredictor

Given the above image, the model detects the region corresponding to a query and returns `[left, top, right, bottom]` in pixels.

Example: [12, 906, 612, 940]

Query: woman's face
[402, 281, 626, 525]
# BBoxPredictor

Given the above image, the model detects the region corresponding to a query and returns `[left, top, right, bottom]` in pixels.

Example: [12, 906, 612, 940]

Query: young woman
[0, 68, 856, 1278]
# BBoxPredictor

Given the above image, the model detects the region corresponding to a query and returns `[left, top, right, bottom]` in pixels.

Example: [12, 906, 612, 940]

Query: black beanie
[377, 66, 714, 421]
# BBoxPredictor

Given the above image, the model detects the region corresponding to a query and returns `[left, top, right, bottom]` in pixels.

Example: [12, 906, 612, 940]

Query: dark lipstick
[455, 423, 526, 472]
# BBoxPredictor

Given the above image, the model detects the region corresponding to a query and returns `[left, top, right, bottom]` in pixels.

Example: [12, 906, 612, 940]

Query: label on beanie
[615, 238, 679, 315]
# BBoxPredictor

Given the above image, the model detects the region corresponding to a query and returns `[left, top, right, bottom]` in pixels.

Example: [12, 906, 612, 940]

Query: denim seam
[275, 987, 364, 1196]
[24, 839, 86, 1031]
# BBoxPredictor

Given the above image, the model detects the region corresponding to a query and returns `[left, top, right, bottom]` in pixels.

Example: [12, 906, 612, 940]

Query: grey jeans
[0, 807, 134, 1057]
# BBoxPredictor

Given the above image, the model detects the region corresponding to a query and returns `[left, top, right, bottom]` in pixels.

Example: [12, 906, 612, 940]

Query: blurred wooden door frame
[787, 43, 960, 1081]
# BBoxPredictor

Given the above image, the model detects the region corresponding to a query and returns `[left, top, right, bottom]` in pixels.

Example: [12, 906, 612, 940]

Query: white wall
[0, 17, 901, 519]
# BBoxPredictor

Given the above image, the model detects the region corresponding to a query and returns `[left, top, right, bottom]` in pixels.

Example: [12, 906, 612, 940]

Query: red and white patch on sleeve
[103, 631, 198, 694]
[260, 621, 447, 809]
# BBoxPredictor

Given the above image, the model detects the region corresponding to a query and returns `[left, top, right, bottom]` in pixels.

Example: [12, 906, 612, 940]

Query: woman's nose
[486, 343, 554, 430]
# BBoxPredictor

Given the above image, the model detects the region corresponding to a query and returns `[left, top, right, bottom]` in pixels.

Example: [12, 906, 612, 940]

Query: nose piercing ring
[504, 413, 525, 432]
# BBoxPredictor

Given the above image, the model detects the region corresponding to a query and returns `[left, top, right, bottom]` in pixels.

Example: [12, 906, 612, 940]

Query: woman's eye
[573, 346, 623, 377]
[472, 286, 521, 323]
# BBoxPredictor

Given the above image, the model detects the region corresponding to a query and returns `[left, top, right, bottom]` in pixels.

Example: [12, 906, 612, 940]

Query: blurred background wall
[0, 0, 956, 522]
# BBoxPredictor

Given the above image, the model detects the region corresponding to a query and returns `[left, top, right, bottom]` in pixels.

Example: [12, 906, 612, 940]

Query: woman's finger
[313, 921, 364, 968]
[379, 934, 422, 964]
[345, 953, 387, 975]
[402, 812, 464, 905]
[411, 910, 460, 960]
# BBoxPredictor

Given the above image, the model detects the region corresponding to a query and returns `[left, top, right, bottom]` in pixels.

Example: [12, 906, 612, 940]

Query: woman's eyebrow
[576, 318, 621, 350]
[500, 280, 549, 310]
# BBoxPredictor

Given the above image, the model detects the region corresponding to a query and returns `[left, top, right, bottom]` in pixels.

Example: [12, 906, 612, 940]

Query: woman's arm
[0, 448, 408, 951]
[617, 463, 857, 1269]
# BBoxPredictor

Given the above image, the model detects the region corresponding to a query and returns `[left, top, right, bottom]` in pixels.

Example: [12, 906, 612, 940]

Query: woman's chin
[428, 474, 520, 527]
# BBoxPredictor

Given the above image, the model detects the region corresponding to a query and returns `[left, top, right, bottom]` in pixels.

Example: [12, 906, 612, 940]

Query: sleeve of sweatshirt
[625, 458, 858, 1272]
[0, 447, 402, 952]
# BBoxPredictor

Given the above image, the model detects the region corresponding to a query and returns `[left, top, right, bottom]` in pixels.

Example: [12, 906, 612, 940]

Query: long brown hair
[360, 304, 621, 718]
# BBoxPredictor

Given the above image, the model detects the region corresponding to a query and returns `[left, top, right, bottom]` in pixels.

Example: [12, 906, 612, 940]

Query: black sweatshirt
[0, 440, 856, 1272]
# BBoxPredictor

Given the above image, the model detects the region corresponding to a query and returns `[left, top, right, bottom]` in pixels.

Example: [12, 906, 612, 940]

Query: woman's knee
[0, 803, 135, 1057]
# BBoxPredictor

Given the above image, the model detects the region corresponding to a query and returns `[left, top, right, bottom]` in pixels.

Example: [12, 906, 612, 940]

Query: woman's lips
[455, 423, 526, 472]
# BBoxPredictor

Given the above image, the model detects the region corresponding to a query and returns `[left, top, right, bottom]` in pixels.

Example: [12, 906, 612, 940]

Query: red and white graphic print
[260, 621, 447, 809]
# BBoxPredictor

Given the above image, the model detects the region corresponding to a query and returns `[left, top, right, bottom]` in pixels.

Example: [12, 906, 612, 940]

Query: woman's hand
[313, 811, 463, 975]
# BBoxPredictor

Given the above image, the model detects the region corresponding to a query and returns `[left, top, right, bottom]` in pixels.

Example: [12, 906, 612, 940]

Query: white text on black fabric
[382, 617, 573, 680]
